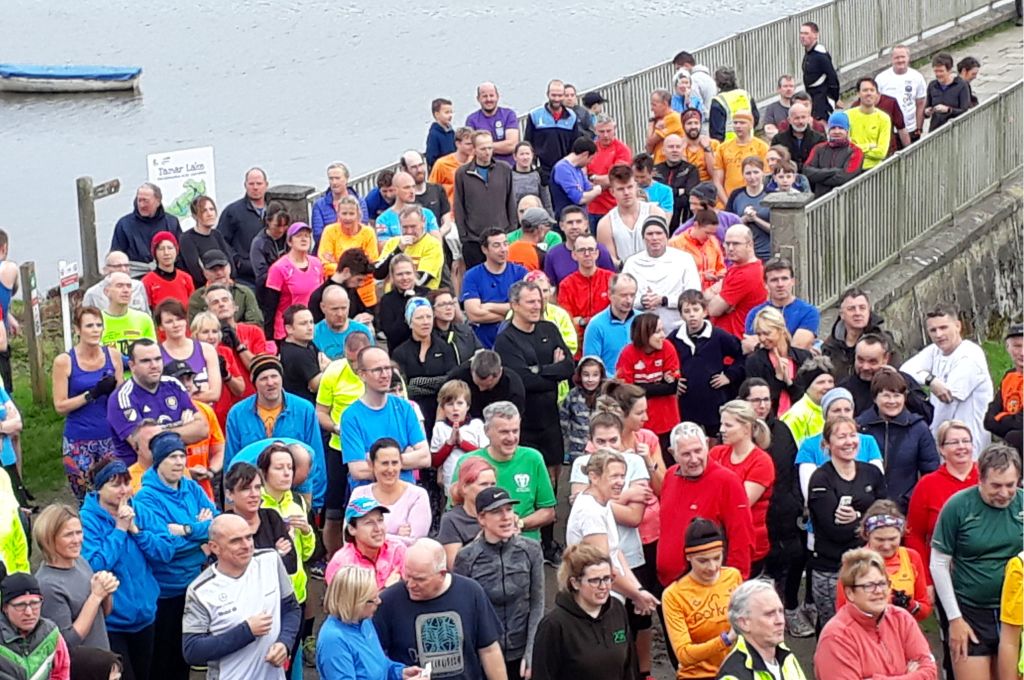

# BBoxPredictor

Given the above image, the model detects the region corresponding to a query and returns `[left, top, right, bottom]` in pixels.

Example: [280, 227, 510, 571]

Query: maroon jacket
[803, 141, 865, 198]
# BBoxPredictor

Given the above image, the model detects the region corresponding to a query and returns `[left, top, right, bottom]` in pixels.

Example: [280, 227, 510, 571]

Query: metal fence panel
[834, 0, 881, 66]
[921, 0, 961, 31]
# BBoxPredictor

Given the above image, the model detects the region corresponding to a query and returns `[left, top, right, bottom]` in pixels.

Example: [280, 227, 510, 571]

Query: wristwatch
[661, 296, 668, 307]
[182, 524, 193, 537]
[924, 372, 935, 386]
[517, 518, 525, 531]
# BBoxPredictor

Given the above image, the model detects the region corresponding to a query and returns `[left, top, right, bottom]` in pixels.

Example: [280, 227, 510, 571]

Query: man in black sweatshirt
[493, 279, 574, 562]
[925, 52, 972, 131]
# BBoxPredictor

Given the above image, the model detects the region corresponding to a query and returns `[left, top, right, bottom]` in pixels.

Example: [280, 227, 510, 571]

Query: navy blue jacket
[217, 197, 266, 285]
[425, 122, 456, 169]
[524, 105, 580, 183]
[110, 203, 182, 269]
[856, 407, 940, 512]
[668, 321, 745, 435]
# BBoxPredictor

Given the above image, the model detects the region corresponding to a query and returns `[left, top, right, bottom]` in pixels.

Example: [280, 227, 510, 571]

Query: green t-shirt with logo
[452, 446, 556, 541]
[101, 309, 157, 359]
[932, 486, 1024, 609]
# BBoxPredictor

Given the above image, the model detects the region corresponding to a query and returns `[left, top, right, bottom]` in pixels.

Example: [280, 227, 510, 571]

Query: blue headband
[93, 460, 128, 490]
[404, 297, 432, 326]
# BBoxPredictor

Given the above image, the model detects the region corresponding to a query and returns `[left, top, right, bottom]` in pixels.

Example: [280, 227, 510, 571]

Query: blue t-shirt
[341, 396, 426, 490]
[642, 181, 674, 214]
[795, 433, 882, 467]
[744, 298, 821, 337]
[107, 377, 195, 465]
[0, 387, 16, 466]
[373, 574, 502, 677]
[228, 437, 316, 497]
[375, 207, 439, 240]
[460, 262, 528, 348]
[313, 319, 374, 360]
[727, 188, 772, 260]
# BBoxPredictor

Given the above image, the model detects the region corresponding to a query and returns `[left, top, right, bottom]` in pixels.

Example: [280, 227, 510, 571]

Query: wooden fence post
[18, 263, 47, 405]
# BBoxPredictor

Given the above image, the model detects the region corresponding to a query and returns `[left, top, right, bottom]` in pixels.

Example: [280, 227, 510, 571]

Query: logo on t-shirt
[416, 611, 464, 676]
[612, 628, 627, 644]
[514, 473, 531, 492]
[165, 395, 178, 410]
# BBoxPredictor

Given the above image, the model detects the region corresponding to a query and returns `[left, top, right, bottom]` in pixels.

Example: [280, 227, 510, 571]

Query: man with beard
[465, 81, 520, 166]
[653, 133, 700, 230]
[769, 101, 825, 172]
[802, 112, 865, 198]
[525, 79, 580, 184]
[400, 150, 452, 228]
[681, 108, 718, 182]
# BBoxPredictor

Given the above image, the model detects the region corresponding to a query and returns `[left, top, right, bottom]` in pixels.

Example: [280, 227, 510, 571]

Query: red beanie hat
[150, 231, 179, 259]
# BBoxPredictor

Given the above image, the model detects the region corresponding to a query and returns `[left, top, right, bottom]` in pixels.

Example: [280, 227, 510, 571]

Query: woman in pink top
[709, 400, 775, 573]
[815, 548, 938, 680]
[348, 438, 431, 545]
[265, 222, 324, 340]
[324, 496, 406, 590]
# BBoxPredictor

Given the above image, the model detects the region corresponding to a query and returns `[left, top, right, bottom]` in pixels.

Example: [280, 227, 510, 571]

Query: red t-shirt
[904, 464, 979, 584]
[587, 140, 632, 215]
[713, 259, 766, 338]
[142, 269, 195, 309]
[657, 461, 754, 585]
[212, 345, 243, 428]
[233, 323, 269, 398]
[709, 445, 775, 562]
[615, 343, 680, 435]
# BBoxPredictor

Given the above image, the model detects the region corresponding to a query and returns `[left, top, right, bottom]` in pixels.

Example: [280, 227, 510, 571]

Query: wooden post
[18, 263, 47, 405]
[77, 177, 100, 288]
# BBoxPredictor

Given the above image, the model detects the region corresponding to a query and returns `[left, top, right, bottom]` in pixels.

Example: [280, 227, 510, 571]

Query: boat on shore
[0, 64, 141, 93]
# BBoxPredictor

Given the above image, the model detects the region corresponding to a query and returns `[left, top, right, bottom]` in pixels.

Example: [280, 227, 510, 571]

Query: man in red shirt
[657, 421, 754, 585]
[585, 114, 632, 232]
[556, 234, 614, 354]
[706, 225, 766, 338]
[204, 284, 269, 397]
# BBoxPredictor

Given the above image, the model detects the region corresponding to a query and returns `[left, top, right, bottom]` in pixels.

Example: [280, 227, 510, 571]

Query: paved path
[918, 22, 1023, 104]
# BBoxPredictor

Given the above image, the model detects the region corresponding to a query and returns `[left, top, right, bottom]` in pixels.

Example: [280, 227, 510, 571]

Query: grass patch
[983, 339, 1013, 386]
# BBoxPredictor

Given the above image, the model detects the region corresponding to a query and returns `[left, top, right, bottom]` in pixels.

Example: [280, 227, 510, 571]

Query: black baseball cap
[1007, 323, 1023, 340]
[201, 249, 230, 269]
[164, 360, 196, 380]
[475, 486, 520, 514]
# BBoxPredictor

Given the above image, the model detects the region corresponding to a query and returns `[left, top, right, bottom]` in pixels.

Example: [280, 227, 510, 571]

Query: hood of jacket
[132, 201, 170, 225]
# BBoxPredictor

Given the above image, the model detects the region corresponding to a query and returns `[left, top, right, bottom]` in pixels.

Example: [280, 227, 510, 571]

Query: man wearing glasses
[82, 250, 151, 313]
[341, 347, 429, 492]
[556, 234, 614, 352]
[0, 573, 72, 679]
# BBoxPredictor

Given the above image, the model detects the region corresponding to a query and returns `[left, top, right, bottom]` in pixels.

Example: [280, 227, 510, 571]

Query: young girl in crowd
[559, 356, 607, 463]
[430, 379, 488, 499]
[511, 142, 553, 216]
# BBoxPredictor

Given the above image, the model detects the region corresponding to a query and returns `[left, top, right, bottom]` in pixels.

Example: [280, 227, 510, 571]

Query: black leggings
[763, 534, 808, 610]
[108, 624, 155, 680]
[151, 594, 189, 680]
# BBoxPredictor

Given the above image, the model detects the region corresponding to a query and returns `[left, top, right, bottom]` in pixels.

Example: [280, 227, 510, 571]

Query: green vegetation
[983, 339, 1013, 386]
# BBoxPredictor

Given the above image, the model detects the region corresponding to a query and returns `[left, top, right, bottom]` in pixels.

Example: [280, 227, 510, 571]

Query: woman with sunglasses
[532, 543, 638, 680]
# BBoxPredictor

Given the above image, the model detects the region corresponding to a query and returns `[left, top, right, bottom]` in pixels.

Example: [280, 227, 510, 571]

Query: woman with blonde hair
[745, 307, 812, 417]
[709, 400, 776, 574]
[532, 543, 637, 680]
[190, 310, 246, 428]
[34, 504, 119, 651]
[316, 565, 421, 680]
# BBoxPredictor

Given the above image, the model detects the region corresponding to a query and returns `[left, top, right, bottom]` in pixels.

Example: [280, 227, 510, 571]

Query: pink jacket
[814, 603, 937, 680]
[325, 538, 406, 590]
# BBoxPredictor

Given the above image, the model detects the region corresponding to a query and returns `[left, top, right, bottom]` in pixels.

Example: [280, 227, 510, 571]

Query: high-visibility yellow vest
[713, 88, 753, 141]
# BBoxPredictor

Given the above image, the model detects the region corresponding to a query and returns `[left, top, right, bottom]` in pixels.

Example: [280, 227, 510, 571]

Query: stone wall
[819, 179, 1023, 355]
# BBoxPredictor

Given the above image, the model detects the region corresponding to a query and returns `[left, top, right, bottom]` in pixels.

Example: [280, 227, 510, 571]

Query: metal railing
[346, 0, 1009, 199]
[803, 80, 1023, 307]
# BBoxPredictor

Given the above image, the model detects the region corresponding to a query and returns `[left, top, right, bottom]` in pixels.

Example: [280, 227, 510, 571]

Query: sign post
[19, 263, 47, 405]
[76, 176, 121, 287]
[146, 146, 217, 230]
[58, 261, 80, 352]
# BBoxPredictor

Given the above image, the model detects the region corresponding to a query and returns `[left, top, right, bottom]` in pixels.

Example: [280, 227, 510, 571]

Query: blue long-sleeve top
[79, 492, 176, 632]
[224, 393, 326, 509]
[132, 469, 218, 598]
[425, 122, 456, 169]
[310, 189, 370, 244]
[317, 617, 406, 680]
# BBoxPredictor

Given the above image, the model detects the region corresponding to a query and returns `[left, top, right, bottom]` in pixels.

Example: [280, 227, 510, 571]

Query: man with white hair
[374, 538, 507, 680]
[717, 580, 807, 679]
[83, 251, 151, 313]
[656, 421, 753, 586]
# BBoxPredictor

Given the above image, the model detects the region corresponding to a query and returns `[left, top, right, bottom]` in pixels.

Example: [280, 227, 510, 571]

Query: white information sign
[146, 146, 217, 230]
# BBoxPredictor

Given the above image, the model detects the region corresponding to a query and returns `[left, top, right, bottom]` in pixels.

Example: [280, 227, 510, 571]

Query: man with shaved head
[82, 250, 151, 313]
[705, 224, 767, 339]
[183, 514, 301, 680]
[466, 81, 520, 166]
[313, 284, 374, 360]
[374, 171, 441, 244]
[653, 133, 700, 229]
[101, 271, 157, 357]
[374, 538, 507, 679]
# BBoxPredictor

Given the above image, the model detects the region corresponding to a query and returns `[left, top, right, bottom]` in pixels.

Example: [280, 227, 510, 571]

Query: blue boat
[0, 64, 142, 93]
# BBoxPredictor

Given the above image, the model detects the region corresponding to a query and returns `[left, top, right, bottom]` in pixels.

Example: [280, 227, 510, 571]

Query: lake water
[1, 0, 814, 287]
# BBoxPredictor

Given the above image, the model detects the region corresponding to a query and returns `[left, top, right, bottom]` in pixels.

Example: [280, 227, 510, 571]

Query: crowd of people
[0, 22, 1015, 680]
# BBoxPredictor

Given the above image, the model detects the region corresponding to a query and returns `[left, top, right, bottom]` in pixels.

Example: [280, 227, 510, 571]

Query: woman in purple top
[154, 298, 222, 405]
[51, 306, 124, 500]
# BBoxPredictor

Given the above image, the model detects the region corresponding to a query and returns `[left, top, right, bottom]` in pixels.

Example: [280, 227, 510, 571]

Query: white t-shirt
[900, 339, 994, 453]
[622, 247, 700, 332]
[570, 453, 649, 569]
[875, 67, 927, 133]
[183, 550, 293, 680]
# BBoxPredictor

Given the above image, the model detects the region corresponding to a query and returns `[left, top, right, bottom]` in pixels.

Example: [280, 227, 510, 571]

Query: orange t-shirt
[662, 567, 742, 679]
[669, 230, 725, 289]
[684, 140, 720, 182]
[186, 400, 224, 501]
[653, 112, 684, 164]
[317, 223, 379, 307]
[428, 153, 466, 208]
[257, 402, 283, 438]
[508, 241, 542, 271]
[714, 137, 769, 197]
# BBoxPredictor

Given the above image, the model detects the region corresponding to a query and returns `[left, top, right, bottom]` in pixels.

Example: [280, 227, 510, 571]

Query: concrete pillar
[762, 191, 815, 299]
[267, 184, 316, 226]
